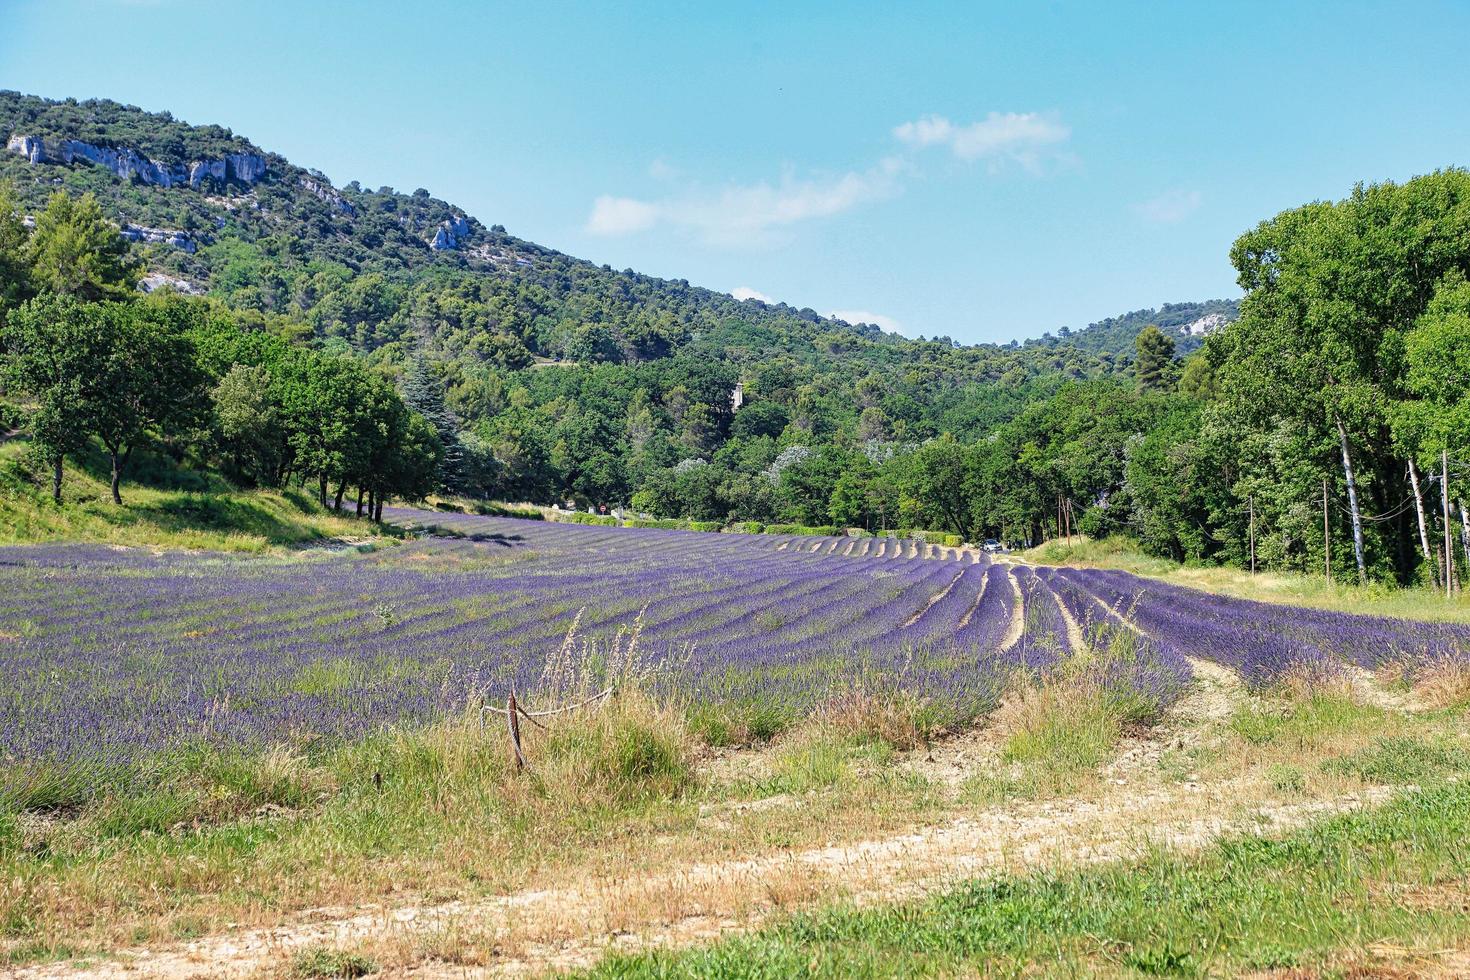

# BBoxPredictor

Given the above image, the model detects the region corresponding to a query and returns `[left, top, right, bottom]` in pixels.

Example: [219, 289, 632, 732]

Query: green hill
[0, 89, 1234, 535]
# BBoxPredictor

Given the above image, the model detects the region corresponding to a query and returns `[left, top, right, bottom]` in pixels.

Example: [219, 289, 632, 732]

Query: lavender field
[1, 510, 1465, 788]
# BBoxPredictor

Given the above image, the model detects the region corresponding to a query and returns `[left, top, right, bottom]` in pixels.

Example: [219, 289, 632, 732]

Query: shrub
[727, 521, 765, 534]
[433, 500, 465, 513]
[556, 512, 619, 526]
[763, 524, 839, 536]
[472, 502, 543, 520]
[688, 520, 723, 533]
[291, 946, 377, 979]
[943, 534, 964, 548]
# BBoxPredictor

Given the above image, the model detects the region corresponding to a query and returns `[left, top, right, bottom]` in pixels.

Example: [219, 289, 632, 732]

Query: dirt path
[901, 570, 965, 628]
[7, 782, 1388, 980]
[1000, 568, 1025, 648]
[5, 649, 1391, 980]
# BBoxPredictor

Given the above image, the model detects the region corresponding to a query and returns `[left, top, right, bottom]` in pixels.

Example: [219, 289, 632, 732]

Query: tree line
[0, 186, 441, 513]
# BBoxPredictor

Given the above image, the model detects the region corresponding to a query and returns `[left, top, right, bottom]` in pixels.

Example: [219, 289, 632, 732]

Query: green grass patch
[1324, 736, 1470, 785]
[576, 783, 1470, 978]
[0, 436, 396, 552]
[1228, 692, 1386, 748]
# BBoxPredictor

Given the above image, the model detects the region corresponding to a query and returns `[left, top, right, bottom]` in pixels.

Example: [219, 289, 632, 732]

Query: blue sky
[3, 1, 1468, 344]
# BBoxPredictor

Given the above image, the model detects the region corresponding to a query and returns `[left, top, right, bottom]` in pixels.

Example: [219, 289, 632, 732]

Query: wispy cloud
[827, 309, 902, 334]
[587, 110, 1069, 246]
[892, 112, 1070, 169]
[1135, 188, 1202, 224]
[587, 158, 905, 247]
[731, 286, 775, 303]
[586, 196, 662, 235]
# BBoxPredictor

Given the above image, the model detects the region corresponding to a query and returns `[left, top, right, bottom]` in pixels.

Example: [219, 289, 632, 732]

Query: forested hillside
[4, 91, 1469, 588]
[1028, 299, 1239, 358]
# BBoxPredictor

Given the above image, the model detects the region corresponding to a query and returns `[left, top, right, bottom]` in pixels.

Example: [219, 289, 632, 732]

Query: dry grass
[816, 689, 937, 751]
[1413, 657, 1470, 708]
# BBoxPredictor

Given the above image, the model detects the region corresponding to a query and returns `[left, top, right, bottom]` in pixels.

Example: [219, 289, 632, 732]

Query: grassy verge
[578, 780, 1470, 978]
[1024, 534, 1470, 624]
[0, 435, 394, 553]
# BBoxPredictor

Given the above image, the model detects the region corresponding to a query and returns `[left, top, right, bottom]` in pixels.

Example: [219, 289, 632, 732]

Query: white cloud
[587, 111, 1069, 247]
[587, 195, 661, 235]
[826, 309, 903, 334]
[585, 158, 904, 246]
[1136, 189, 1202, 224]
[893, 112, 1069, 167]
[731, 286, 774, 303]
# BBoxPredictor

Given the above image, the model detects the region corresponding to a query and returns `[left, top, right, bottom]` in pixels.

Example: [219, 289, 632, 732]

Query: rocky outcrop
[1182, 312, 1232, 337]
[298, 174, 355, 215]
[120, 224, 196, 253]
[138, 272, 204, 295]
[429, 214, 472, 250]
[5, 134, 267, 189]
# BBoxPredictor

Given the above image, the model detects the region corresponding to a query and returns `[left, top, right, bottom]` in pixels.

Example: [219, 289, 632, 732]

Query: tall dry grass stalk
[817, 688, 936, 751]
[1412, 656, 1470, 708]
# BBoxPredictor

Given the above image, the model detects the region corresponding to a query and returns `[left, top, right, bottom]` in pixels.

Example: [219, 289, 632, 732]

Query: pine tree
[401, 354, 462, 491]
[1134, 325, 1177, 392]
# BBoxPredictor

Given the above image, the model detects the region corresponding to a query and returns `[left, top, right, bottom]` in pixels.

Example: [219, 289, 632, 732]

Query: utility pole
[1249, 494, 1256, 575]
[1445, 449, 1454, 600]
[1323, 477, 1331, 585]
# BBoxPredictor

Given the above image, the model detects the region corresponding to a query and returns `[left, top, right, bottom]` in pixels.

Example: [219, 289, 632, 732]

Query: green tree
[213, 363, 286, 486]
[0, 294, 106, 501]
[1134, 325, 1176, 392]
[401, 354, 461, 490]
[88, 303, 210, 504]
[25, 191, 139, 301]
[0, 182, 30, 312]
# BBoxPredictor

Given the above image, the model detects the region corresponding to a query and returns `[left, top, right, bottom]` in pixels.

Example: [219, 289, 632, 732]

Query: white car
[982, 538, 1006, 554]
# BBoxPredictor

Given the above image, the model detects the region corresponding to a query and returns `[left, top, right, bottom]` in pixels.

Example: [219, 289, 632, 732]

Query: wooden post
[1249, 494, 1256, 575]
[1445, 449, 1454, 600]
[1323, 477, 1331, 585]
[506, 689, 526, 771]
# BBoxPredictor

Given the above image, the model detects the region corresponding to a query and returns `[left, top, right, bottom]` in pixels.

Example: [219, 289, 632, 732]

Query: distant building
[730, 382, 745, 412]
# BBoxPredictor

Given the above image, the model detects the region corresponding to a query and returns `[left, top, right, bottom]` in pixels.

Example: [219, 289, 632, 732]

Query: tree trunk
[1452, 502, 1464, 587]
[373, 496, 384, 522]
[333, 480, 346, 512]
[356, 486, 365, 517]
[1408, 459, 1437, 585]
[318, 474, 328, 508]
[51, 457, 63, 505]
[109, 451, 122, 505]
[1336, 419, 1368, 585]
